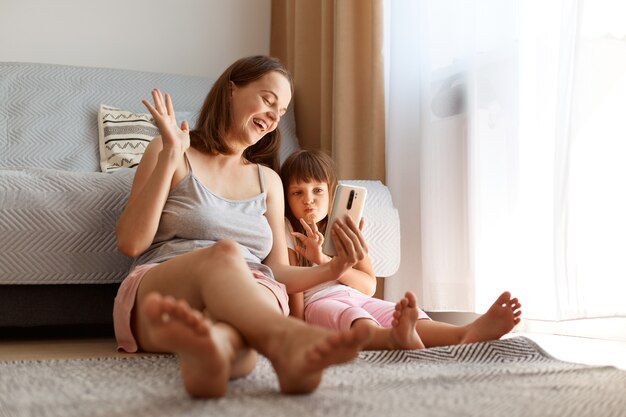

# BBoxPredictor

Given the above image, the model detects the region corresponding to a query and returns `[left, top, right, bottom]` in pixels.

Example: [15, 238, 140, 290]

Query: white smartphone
[322, 184, 368, 257]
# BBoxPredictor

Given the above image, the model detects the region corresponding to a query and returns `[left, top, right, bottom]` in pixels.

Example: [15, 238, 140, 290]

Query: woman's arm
[116, 138, 183, 257]
[292, 217, 377, 296]
[116, 90, 189, 257]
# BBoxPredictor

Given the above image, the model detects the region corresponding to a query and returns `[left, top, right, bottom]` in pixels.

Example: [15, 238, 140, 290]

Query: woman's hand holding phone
[327, 216, 369, 277]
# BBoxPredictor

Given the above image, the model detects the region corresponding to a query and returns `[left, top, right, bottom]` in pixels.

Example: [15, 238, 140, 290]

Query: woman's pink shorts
[304, 287, 430, 331]
[113, 263, 290, 353]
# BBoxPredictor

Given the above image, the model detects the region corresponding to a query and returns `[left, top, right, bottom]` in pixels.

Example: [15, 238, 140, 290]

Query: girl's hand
[142, 89, 190, 156]
[328, 217, 369, 276]
[291, 218, 331, 265]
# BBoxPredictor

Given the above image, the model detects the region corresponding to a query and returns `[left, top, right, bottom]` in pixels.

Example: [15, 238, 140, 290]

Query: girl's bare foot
[141, 292, 238, 398]
[461, 291, 522, 344]
[268, 320, 372, 394]
[389, 291, 425, 349]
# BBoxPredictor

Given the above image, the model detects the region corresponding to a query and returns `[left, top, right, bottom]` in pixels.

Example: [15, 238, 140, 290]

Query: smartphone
[322, 184, 368, 257]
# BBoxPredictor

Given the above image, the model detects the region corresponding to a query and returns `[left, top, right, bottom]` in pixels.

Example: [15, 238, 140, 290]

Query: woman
[113, 56, 371, 398]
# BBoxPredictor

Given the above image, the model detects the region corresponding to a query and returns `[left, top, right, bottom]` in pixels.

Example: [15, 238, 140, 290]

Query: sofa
[0, 62, 400, 334]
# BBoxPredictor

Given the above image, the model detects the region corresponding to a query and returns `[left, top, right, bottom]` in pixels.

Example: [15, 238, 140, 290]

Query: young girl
[280, 150, 523, 350]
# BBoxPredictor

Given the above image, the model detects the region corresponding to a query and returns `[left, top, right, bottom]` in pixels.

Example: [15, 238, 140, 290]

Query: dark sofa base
[0, 284, 119, 338]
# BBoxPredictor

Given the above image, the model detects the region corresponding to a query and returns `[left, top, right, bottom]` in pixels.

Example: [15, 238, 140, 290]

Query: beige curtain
[270, 0, 385, 182]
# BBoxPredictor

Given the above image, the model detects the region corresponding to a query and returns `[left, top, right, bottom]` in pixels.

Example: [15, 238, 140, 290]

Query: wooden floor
[0, 338, 132, 360]
[0, 331, 624, 369]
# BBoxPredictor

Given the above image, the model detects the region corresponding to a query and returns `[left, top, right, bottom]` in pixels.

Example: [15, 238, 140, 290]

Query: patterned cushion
[98, 105, 195, 173]
[98, 105, 159, 173]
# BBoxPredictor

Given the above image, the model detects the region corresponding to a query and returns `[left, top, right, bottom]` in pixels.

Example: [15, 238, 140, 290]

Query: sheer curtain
[385, 0, 626, 336]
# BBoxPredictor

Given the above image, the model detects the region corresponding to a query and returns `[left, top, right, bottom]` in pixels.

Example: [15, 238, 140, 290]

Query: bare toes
[404, 291, 417, 307]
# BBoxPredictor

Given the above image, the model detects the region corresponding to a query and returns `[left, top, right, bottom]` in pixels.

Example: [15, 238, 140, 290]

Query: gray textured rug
[1, 337, 624, 417]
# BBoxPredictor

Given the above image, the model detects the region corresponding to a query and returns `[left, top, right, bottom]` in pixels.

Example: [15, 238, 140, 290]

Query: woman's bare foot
[141, 292, 239, 398]
[389, 291, 425, 349]
[267, 320, 372, 394]
[460, 291, 522, 344]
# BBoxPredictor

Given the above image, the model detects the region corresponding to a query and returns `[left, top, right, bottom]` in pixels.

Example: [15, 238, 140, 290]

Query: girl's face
[287, 180, 330, 225]
[229, 71, 292, 148]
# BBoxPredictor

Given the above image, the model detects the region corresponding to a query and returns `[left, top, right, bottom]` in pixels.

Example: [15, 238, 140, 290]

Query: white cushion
[97, 105, 159, 173]
[98, 105, 195, 173]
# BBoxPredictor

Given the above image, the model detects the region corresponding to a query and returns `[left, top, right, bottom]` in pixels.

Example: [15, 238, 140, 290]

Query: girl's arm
[336, 256, 377, 296]
[262, 168, 366, 293]
[116, 90, 189, 257]
[332, 217, 376, 295]
[287, 248, 305, 319]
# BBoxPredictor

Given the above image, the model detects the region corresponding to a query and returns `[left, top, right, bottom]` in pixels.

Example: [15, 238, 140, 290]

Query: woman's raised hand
[328, 217, 369, 276]
[291, 218, 331, 265]
[142, 89, 190, 155]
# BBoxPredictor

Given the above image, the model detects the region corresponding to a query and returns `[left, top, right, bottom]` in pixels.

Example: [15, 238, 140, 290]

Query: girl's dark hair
[280, 150, 337, 266]
[189, 55, 293, 172]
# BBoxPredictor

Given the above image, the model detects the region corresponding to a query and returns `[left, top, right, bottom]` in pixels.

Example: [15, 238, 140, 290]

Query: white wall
[0, 0, 271, 78]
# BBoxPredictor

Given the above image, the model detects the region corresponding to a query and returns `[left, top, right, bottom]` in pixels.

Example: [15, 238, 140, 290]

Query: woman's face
[287, 180, 330, 225]
[229, 71, 292, 148]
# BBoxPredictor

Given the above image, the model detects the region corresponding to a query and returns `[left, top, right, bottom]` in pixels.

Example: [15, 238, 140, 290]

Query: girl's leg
[414, 291, 522, 347]
[134, 240, 370, 396]
[307, 290, 424, 350]
[458, 291, 522, 343]
[412, 320, 466, 347]
[352, 318, 425, 350]
[357, 291, 424, 350]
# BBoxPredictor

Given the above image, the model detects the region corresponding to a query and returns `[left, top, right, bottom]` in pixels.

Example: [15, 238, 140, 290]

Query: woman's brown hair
[280, 150, 337, 266]
[189, 55, 293, 172]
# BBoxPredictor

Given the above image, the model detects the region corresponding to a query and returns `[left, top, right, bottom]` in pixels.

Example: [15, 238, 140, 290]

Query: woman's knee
[198, 240, 241, 263]
[210, 240, 241, 257]
[191, 240, 247, 276]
